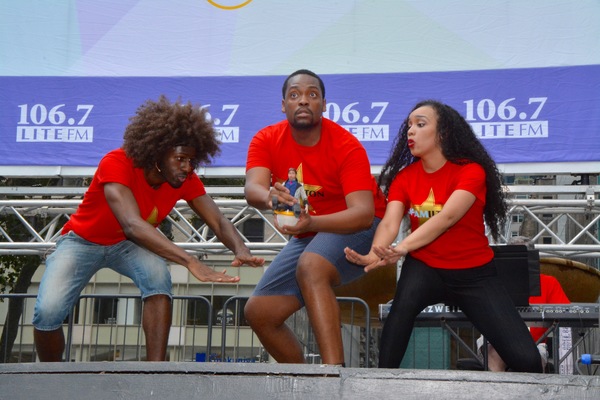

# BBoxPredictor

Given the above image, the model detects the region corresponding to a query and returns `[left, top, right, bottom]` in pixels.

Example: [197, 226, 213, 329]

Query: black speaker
[491, 245, 538, 307]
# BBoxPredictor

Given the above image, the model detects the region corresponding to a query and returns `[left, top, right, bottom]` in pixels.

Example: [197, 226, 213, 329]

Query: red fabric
[529, 274, 570, 343]
[246, 118, 387, 223]
[387, 160, 492, 269]
[62, 148, 206, 245]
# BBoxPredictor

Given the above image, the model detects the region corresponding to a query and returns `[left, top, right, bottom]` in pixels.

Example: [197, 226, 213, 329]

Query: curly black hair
[122, 95, 220, 170]
[379, 99, 507, 240]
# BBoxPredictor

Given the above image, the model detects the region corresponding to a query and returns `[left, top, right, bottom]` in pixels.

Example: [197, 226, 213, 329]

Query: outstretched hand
[344, 247, 385, 272]
[231, 252, 265, 268]
[345, 244, 407, 272]
[187, 259, 240, 283]
[372, 244, 407, 267]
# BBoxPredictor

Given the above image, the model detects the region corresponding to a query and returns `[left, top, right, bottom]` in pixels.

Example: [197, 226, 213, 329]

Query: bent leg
[244, 295, 304, 363]
[33, 232, 103, 361]
[297, 222, 381, 365]
[109, 241, 173, 361]
[379, 256, 444, 368]
[452, 264, 542, 373]
[486, 344, 508, 372]
[296, 252, 344, 365]
[142, 294, 172, 361]
[246, 236, 311, 363]
[465, 297, 542, 372]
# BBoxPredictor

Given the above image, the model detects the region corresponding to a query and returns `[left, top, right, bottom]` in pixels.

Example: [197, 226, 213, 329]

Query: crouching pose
[345, 100, 542, 373]
[33, 96, 264, 361]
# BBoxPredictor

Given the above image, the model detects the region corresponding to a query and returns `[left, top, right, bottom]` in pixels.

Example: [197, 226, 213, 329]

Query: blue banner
[1, 65, 599, 168]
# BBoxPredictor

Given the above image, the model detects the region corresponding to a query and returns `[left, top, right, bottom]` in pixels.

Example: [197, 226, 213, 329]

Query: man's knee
[244, 296, 299, 329]
[244, 299, 258, 327]
[138, 268, 172, 295]
[296, 253, 338, 286]
[244, 297, 269, 328]
[32, 298, 70, 330]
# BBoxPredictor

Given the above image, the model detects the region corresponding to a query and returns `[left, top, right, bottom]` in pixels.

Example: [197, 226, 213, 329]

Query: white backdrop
[1, 1, 599, 176]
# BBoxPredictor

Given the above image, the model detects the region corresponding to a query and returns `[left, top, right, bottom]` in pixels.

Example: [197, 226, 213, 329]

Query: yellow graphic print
[295, 164, 322, 200]
[146, 207, 159, 226]
[411, 189, 443, 226]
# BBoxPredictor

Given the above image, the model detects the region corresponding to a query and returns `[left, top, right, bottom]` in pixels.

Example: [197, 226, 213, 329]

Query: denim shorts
[33, 231, 172, 331]
[253, 217, 381, 305]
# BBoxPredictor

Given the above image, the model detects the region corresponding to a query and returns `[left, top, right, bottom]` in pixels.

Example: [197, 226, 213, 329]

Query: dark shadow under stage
[1, 362, 600, 400]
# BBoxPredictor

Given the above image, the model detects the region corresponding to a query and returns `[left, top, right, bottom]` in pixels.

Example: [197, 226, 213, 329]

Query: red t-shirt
[246, 118, 386, 229]
[529, 274, 570, 343]
[62, 148, 206, 245]
[387, 160, 492, 269]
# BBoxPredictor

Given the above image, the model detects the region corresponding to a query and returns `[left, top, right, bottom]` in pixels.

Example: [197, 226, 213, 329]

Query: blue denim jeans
[33, 231, 172, 330]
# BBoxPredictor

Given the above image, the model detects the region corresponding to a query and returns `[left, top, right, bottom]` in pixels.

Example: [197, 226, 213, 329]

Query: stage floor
[1, 362, 599, 399]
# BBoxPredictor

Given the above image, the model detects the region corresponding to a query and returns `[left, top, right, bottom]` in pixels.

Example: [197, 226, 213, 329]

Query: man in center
[244, 69, 386, 365]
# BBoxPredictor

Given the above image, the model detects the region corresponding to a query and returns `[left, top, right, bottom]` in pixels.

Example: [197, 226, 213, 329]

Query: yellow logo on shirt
[147, 207, 159, 226]
[295, 164, 322, 199]
[411, 189, 443, 226]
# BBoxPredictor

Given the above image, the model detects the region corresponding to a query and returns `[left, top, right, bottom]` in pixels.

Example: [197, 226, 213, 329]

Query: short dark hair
[282, 69, 325, 99]
[122, 95, 220, 170]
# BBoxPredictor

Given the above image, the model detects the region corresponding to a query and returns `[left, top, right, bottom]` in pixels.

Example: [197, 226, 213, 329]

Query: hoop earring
[155, 163, 162, 173]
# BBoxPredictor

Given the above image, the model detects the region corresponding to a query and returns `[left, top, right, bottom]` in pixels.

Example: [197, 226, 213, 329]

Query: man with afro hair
[33, 95, 264, 361]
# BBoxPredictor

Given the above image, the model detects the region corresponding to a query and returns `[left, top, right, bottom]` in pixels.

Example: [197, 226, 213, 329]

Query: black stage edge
[1, 362, 599, 399]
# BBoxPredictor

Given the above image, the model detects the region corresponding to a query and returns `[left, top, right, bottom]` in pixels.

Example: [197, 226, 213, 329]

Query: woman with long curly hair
[33, 95, 264, 362]
[345, 100, 542, 372]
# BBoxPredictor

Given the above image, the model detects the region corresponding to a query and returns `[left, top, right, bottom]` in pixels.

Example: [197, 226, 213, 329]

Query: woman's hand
[345, 247, 388, 272]
[372, 244, 407, 268]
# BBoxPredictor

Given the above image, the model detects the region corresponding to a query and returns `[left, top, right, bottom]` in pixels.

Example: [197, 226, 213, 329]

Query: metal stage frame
[1, 184, 599, 260]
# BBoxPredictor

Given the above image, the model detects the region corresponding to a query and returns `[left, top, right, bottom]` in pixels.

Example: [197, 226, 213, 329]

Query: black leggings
[379, 255, 542, 373]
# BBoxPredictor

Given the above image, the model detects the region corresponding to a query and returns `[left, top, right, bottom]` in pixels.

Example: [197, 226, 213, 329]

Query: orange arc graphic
[207, 0, 253, 10]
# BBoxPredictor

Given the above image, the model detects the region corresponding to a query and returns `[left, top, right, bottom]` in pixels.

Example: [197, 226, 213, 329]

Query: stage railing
[219, 296, 371, 366]
[378, 301, 600, 375]
[0, 293, 372, 367]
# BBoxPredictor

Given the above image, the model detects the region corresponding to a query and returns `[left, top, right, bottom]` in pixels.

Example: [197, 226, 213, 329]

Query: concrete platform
[1, 362, 599, 400]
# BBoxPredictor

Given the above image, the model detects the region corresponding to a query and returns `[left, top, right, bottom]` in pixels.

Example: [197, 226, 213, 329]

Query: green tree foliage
[0, 256, 20, 294]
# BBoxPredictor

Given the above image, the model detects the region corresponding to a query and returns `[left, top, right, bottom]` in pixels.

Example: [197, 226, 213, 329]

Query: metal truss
[501, 185, 600, 261]
[1, 186, 599, 262]
[0, 198, 287, 257]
